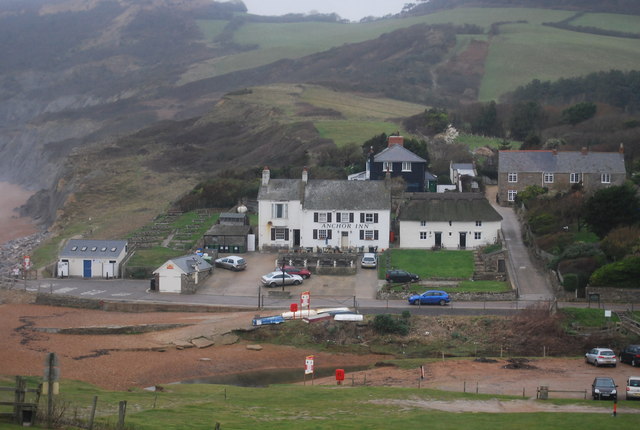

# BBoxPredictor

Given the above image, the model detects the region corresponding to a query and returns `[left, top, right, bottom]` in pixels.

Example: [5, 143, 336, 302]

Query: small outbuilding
[152, 254, 213, 294]
[57, 239, 128, 278]
[202, 212, 252, 253]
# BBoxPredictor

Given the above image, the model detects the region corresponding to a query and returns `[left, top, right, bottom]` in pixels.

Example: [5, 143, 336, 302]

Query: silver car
[214, 255, 247, 271]
[585, 347, 617, 367]
[261, 271, 303, 287]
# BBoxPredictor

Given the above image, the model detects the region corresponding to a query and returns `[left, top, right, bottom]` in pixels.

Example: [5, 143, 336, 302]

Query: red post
[336, 369, 345, 386]
[613, 400, 617, 417]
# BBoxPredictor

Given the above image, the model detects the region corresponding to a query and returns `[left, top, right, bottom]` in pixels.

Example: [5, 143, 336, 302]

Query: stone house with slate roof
[153, 254, 212, 294]
[498, 147, 626, 206]
[258, 167, 391, 251]
[57, 239, 128, 278]
[398, 193, 502, 249]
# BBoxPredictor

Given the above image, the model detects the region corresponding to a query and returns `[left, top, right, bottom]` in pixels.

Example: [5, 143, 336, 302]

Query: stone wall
[585, 287, 640, 304]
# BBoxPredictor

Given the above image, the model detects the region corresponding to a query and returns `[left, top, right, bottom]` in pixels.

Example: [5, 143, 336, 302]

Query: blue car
[408, 290, 450, 306]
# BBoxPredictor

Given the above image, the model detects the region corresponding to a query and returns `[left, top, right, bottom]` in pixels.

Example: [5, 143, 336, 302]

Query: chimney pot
[619, 143, 624, 154]
[581, 147, 588, 155]
[261, 166, 270, 186]
[302, 167, 308, 183]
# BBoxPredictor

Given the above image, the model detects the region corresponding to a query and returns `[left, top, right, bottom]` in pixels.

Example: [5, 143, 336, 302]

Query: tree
[561, 102, 597, 125]
[508, 101, 544, 141]
[583, 184, 640, 238]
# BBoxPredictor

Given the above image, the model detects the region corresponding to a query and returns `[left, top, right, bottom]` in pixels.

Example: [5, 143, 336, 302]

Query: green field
[3, 376, 639, 430]
[385, 249, 474, 279]
[570, 13, 640, 34]
[456, 133, 520, 150]
[184, 7, 640, 101]
[480, 22, 640, 100]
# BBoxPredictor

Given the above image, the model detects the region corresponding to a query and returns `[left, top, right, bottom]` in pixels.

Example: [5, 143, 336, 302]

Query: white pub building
[257, 167, 391, 251]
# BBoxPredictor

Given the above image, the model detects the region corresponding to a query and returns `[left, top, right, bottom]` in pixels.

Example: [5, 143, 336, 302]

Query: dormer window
[81, 247, 87, 251]
[91, 247, 97, 251]
[101, 247, 107, 252]
[111, 247, 117, 252]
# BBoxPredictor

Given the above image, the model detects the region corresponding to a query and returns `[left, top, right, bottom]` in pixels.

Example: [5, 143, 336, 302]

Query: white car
[214, 255, 246, 271]
[585, 347, 617, 367]
[360, 253, 377, 269]
[626, 376, 640, 400]
[261, 271, 303, 287]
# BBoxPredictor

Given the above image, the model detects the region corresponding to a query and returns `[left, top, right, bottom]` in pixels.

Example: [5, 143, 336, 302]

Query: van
[627, 376, 640, 400]
[360, 253, 377, 269]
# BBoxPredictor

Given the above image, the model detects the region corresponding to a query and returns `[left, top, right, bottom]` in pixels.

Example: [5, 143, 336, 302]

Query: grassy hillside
[186, 8, 640, 102]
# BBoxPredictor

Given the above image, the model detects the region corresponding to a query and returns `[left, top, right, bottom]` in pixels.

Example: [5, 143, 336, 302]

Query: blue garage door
[83, 260, 92, 278]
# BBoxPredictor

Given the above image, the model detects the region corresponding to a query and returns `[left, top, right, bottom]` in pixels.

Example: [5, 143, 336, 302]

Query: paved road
[487, 187, 555, 301]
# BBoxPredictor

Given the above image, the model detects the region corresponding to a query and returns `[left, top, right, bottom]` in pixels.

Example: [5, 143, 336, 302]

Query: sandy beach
[0, 181, 38, 244]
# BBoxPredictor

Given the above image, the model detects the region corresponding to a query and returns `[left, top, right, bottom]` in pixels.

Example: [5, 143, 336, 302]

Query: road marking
[519, 266, 527, 269]
[111, 293, 133, 297]
[81, 290, 106, 296]
[54, 287, 78, 294]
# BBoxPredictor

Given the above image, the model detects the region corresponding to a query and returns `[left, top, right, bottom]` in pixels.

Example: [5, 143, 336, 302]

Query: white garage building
[152, 254, 213, 294]
[57, 239, 128, 278]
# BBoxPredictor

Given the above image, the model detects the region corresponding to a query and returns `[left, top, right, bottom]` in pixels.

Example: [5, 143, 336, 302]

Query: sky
[240, 0, 411, 21]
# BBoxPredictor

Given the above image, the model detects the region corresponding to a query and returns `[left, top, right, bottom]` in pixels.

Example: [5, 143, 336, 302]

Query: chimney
[261, 166, 270, 186]
[581, 147, 588, 155]
[388, 136, 404, 147]
[619, 143, 624, 154]
[302, 167, 308, 183]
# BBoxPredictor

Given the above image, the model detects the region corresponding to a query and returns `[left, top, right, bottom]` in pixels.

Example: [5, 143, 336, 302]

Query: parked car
[408, 290, 450, 306]
[585, 348, 617, 367]
[360, 253, 377, 269]
[214, 255, 246, 271]
[261, 271, 303, 287]
[275, 265, 311, 279]
[592, 377, 617, 400]
[619, 345, 640, 367]
[385, 269, 419, 283]
[626, 376, 640, 400]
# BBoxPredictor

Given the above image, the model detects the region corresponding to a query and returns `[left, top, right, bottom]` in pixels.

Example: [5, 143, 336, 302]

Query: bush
[373, 314, 409, 336]
[562, 273, 579, 292]
[600, 226, 640, 261]
[589, 256, 640, 288]
[535, 232, 573, 254]
[550, 243, 605, 270]
[528, 213, 559, 235]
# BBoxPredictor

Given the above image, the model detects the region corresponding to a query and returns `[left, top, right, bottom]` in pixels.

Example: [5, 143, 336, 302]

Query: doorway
[459, 232, 467, 249]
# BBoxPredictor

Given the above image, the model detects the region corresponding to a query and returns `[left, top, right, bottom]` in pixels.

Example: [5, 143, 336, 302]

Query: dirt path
[1, 300, 638, 415]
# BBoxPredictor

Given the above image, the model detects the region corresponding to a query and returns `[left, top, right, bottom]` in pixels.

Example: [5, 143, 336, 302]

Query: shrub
[373, 314, 409, 336]
[589, 256, 640, 288]
[535, 232, 573, 254]
[562, 273, 579, 292]
[600, 226, 640, 261]
[550, 243, 605, 270]
[527, 213, 559, 235]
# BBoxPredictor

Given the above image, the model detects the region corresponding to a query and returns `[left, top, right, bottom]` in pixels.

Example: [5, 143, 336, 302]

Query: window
[508, 190, 517, 202]
[317, 212, 328, 223]
[361, 213, 378, 223]
[420, 220, 427, 227]
[601, 173, 611, 184]
[402, 161, 411, 172]
[382, 161, 391, 172]
[420, 231, 427, 240]
[81, 247, 87, 251]
[71, 246, 77, 251]
[318, 230, 328, 240]
[475, 220, 482, 227]
[91, 247, 97, 251]
[100, 247, 107, 252]
[544, 173, 554, 183]
[474, 232, 482, 240]
[271, 203, 288, 219]
[508, 172, 517, 183]
[337, 212, 351, 223]
[274, 228, 287, 240]
[359, 230, 379, 240]
[570, 173, 581, 184]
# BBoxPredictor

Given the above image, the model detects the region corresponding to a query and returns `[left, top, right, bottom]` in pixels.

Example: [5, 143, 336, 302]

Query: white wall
[258, 199, 303, 248]
[154, 262, 184, 293]
[399, 220, 501, 249]
[300, 210, 390, 250]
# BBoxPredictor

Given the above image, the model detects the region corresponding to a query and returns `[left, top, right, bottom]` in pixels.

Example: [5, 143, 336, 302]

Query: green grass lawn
[570, 13, 640, 34]
[385, 249, 474, 279]
[387, 280, 511, 295]
[457, 133, 521, 150]
[6, 378, 639, 430]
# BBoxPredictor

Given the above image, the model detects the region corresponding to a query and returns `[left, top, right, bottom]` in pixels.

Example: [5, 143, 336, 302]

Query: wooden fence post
[87, 396, 98, 430]
[117, 401, 127, 430]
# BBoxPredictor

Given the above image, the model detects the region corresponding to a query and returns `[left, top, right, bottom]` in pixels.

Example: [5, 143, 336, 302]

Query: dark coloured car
[619, 345, 640, 367]
[275, 265, 311, 279]
[385, 270, 420, 283]
[408, 290, 450, 306]
[592, 377, 617, 400]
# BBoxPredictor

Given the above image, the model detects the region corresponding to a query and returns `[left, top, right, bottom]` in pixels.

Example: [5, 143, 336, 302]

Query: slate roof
[499, 150, 626, 174]
[257, 179, 304, 201]
[452, 163, 476, 176]
[162, 255, 212, 274]
[398, 193, 502, 222]
[374, 144, 426, 163]
[60, 239, 128, 259]
[304, 180, 391, 210]
[204, 224, 251, 236]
